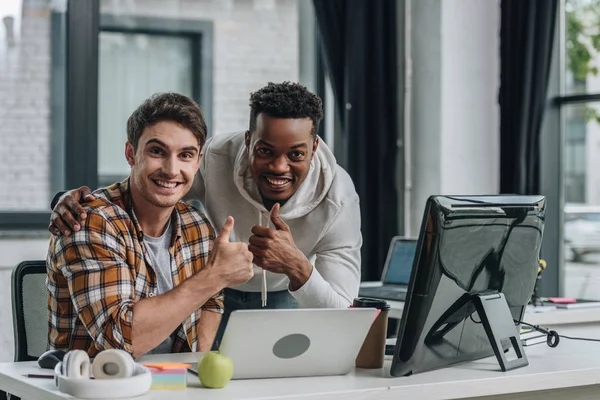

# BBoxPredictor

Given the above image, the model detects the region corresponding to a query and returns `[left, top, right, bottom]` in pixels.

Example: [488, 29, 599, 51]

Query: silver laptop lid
[218, 308, 377, 379]
[382, 236, 417, 285]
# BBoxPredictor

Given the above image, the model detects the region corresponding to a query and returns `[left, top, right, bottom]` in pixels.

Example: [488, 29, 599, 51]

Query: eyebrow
[256, 140, 308, 150]
[145, 138, 199, 152]
[256, 140, 274, 148]
[289, 144, 308, 150]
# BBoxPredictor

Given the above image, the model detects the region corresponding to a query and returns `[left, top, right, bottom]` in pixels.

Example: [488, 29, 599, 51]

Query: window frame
[0, 1, 214, 230]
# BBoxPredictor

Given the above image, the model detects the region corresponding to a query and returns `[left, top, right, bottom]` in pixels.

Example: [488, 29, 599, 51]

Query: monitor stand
[471, 292, 528, 372]
[425, 291, 528, 372]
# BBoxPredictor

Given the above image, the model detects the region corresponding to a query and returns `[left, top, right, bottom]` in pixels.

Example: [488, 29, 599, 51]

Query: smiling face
[245, 113, 319, 207]
[126, 120, 201, 209]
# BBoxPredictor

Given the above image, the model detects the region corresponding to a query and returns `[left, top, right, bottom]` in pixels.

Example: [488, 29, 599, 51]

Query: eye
[257, 148, 271, 156]
[149, 147, 163, 155]
[290, 151, 305, 160]
[180, 152, 195, 159]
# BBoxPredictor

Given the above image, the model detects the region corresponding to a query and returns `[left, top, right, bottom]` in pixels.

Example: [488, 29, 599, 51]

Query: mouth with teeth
[151, 179, 183, 191]
[262, 175, 293, 192]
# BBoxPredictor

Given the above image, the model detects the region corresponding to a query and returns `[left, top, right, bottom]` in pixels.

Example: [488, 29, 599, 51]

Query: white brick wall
[0, 0, 51, 211]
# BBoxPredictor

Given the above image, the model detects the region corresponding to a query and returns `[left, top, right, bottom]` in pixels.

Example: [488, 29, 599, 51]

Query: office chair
[11, 260, 48, 362]
[4, 260, 48, 400]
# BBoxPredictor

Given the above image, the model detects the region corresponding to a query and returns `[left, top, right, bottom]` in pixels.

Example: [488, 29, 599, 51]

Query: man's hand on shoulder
[49, 186, 96, 237]
[205, 216, 254, 288]
[248, 203, 313, 290]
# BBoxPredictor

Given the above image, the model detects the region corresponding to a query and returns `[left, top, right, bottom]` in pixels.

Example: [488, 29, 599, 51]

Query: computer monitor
[383, 238, 417, 285]
[390, 195, 545, 377]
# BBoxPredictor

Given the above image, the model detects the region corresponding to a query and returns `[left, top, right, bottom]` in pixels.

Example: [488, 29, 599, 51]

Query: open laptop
[190, 308, 377, 379]
[358, 236, 417, 302]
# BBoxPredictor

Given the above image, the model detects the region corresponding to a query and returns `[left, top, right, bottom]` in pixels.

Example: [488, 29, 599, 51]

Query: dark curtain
[499, 0, 558, 195]
[313, 0, 398, 281]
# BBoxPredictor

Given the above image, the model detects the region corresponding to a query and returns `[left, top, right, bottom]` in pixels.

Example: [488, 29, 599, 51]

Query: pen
[23, 374, 96, 379]
[262, 269, 267, 307]
[23, 374, 54, 379]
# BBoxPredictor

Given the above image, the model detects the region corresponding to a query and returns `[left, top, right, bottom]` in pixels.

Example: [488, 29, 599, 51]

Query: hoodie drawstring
[260, 210, 267, 307]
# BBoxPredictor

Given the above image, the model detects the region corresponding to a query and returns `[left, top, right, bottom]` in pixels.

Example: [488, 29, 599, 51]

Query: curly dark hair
[249, 82, 324, 139]
[127, 93, 207, 151]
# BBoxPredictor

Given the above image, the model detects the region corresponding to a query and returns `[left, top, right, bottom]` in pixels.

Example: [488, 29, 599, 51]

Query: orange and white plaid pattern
[47, 179, 223, 357]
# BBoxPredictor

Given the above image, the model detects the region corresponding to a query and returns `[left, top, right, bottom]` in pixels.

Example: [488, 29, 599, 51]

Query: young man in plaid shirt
[46, 93, 253, 358]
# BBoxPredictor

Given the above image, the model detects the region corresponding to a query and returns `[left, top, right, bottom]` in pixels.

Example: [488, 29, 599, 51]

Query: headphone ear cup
[62, 350, 91, 379]
[92, 349, 135, 379]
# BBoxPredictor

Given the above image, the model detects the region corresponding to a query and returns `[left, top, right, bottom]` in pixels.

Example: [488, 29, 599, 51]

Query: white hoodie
[189, 131, 362, 308]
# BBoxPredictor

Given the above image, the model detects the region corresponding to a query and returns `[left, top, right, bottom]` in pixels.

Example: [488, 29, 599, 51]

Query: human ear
[125, 142, 136, 166]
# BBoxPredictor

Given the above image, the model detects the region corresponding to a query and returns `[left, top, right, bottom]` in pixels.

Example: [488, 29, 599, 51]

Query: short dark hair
[127, 93, 207, 151]
[249, 82, 324, 138]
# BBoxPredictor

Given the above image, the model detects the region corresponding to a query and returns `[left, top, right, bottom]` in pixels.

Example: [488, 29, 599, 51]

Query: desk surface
[2, 326, 600, 400]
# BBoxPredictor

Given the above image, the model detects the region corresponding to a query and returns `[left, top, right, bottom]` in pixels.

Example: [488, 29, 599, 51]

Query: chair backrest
[11, 260, 48, 362]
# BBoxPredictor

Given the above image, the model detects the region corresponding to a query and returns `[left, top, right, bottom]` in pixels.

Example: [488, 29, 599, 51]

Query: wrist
[50, 191, 67, 210]
[287, 255, 313, 291]
[194, 267, 224, 294]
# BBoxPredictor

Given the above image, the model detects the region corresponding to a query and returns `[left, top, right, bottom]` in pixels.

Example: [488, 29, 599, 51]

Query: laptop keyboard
[359, 287, 407, 302]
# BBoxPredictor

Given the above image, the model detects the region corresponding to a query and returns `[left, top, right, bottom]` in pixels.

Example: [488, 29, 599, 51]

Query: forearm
[293, 274, 353, 308]
[196, 310, 222, 351]
[291, 198, 362, 308]
[131, 270, 221, 357]
[289, 256, 359, 309]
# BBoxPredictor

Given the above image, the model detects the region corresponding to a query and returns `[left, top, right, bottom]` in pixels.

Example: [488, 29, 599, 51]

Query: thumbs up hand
[248, 203, 313, 291]
[207, 216, 254, 288]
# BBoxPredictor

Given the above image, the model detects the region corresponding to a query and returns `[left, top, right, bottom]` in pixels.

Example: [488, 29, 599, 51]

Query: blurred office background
[0, 0, 596, 361]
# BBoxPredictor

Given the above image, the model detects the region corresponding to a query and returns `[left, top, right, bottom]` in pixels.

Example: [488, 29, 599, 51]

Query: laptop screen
[383, 239, 417, 285]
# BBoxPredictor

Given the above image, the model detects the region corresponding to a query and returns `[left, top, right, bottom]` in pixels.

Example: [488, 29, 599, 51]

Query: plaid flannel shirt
[47, 179, 223, 357]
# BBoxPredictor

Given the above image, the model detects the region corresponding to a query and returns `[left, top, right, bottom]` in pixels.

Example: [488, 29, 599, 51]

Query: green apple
[197, 352, 234, 389]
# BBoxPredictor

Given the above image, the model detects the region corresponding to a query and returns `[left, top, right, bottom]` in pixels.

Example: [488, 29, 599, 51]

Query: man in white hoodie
[48, 82, 362, 345]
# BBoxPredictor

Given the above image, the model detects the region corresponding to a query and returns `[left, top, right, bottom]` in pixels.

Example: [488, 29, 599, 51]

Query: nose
[269, 155, 289, 173]
[164, 155, 179, 177]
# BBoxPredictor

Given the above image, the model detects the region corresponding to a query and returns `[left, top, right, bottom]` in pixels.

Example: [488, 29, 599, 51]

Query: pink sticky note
[547, 297, 577, 304]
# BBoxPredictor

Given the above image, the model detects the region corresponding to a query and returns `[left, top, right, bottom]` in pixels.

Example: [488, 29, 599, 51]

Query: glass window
[565, 0, 600, 95]
[561, 0, 600, 299]
[562, 102, 600, 299]
[0, 0, 66, 212]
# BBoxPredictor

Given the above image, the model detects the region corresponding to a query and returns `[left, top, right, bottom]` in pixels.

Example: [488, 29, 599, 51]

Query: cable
[515, 320, 600, 348]
[515, 320, 560, 347]
[464, 314, 600, 348]
[470, 315, 558, 346]
[559, 335, 600, 343]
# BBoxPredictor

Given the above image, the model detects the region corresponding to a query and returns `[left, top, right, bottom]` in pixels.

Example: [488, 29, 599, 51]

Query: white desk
[2, 325, 600, 400]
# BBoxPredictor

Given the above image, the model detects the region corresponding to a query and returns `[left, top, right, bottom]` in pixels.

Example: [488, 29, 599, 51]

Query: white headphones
[53, 349, 152, 399]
